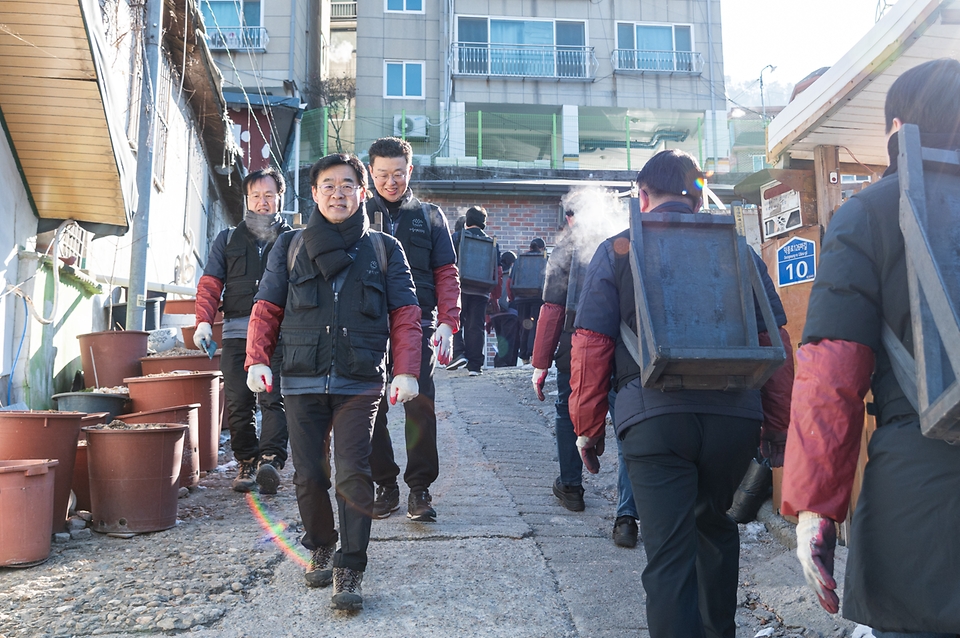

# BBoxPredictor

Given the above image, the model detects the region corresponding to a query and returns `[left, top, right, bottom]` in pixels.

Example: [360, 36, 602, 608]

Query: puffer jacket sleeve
[433, 263, 461, 332]
[244, 300, 284, 369]
[569, 328, 615, 441]
[781, 339, 875, 521]
[532, 302, 565, 370]
[195, 275, 223, 326]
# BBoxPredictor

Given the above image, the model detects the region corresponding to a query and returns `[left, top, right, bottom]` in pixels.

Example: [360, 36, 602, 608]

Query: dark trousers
[621, 412, 759, 638]
[220, 338, 287, 465]
[285, 392, 380, 572]
[370, 327, 439, 492]
[554, 371, 582, 486]
[514, 299, 541, 361]
[459, 294, 488, 373]
[491, 311, 519, 367]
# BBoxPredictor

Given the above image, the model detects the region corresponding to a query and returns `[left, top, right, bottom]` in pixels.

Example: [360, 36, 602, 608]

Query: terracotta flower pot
[125, 372, 222, 472]
[140, 352, 220, 375]
[78, 331, 148, 389]
[0, 459, 59, 567]
[83, 423, 186, 534]
[181, 322, 223, 351]
[73, 441, 91, 512]
[0, 411, 85, 533]
[116, 404, 201, 488]
[162, 297, 196, 315]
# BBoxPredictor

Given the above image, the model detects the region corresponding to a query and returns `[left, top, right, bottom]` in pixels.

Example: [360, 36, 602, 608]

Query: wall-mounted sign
[762, 188, 803, 238]
[777, 237, 816, 287]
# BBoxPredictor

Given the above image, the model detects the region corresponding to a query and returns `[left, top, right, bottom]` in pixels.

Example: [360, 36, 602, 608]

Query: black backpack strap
[370, 231, 388, 274]
[286, 229, 304, 274]
[421, 202, 433, 234]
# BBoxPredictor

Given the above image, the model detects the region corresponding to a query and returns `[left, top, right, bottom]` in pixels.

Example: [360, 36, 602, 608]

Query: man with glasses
[364, 137, 460, 522]
[245, 153, 422, 609]
[194, 167, 291, 494]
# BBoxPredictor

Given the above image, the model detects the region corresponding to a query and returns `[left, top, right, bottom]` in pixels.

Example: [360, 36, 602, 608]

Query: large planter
[73, 441, 91, 512]
[52, 392, 130, 422]
[0, 459, 59, 567]
[116, 404, 201, 488]
[78, 331, 148, 389]
[181, 322, 223, 351]
[125, 372, 222, 472]
[0, 411, 85, 533]
[140, 352, 220, 375]
[163, 297, 196, 315]
[83, 423, 186, 534]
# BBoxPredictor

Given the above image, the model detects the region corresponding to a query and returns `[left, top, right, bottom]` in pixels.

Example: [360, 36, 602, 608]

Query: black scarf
[883, 130, 960, 177]
[302, 206, 369, 280]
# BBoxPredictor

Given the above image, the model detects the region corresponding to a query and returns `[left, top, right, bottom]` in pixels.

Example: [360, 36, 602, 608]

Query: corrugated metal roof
[0, 0, 127, 229]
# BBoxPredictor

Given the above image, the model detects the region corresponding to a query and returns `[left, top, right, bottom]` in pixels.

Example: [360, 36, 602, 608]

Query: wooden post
[814, 145, 842, 229]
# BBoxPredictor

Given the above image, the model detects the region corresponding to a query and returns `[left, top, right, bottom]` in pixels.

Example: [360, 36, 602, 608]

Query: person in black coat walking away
[451, 206, 499, 375]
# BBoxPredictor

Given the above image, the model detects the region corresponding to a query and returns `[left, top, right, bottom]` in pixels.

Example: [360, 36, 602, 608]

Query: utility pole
[126, 0, 164, 331]
[760, 64, 776, 122]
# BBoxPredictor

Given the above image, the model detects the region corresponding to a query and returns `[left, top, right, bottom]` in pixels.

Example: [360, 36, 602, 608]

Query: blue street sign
[777, 237, 816, 287]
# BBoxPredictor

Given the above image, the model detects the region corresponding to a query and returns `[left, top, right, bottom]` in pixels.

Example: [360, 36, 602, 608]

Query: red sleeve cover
[433, 263, 461, 333]
[532, 302, 565, 370]
[781, 339, 875, 521]
[389, 304, 424, 378]
[569, 328, 615, 440]
[244, 300, 284, 370]
[759, 326, 795, 441]
[195, 274, 223, 326]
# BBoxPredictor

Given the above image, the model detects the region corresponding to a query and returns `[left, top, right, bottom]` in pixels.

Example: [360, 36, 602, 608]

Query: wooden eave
[767, 0, 960, 167]
[0, 0, 127, 229]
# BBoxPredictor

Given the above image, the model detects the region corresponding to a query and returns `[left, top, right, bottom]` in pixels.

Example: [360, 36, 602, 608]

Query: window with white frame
[384, 61, 424, 98]
[752, 154, 767, 172]
[385, 0, 423, 12]
[616, 22, 695, 72]
[456, 16, 588, 78]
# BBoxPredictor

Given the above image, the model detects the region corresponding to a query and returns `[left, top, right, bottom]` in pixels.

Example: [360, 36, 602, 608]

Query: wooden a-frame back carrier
[890, 124, 960, 443]
[622, 197, 785, 391]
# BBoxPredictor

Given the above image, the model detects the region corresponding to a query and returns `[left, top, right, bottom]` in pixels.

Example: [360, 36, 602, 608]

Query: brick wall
[421, 193, 566, 255]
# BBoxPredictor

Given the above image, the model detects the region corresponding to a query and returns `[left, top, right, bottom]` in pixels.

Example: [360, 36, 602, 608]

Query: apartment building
[353, 0, 728, 173]
[200, 0, 321, 195]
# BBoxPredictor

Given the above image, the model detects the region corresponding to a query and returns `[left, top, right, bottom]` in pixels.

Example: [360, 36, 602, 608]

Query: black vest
[279, 231, 390, 383]
[372, 197, 437, 313]
[221, 221, 290, 319]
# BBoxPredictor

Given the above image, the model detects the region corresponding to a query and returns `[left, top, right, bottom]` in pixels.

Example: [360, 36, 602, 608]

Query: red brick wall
[424, 193, 566, 255]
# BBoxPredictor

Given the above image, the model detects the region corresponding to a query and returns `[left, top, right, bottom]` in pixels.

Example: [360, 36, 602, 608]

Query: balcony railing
[331, 1, 357, 20]
[612, 49, 703, 74]
[206, 27, 269, 52]
[454, 43, 596, 79]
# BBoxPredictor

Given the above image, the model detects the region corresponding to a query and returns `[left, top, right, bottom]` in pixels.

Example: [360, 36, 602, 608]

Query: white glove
[432, 323, 455, 366]
[796, 511, 840, 613]
[246, 364, 273, 393]
[532, 368, 548, 401]
[193, 322, 213, 350]
[389, 373, 419, 405]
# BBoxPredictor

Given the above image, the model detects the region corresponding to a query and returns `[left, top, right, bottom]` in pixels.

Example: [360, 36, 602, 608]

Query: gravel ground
[0, 365, 860, 637]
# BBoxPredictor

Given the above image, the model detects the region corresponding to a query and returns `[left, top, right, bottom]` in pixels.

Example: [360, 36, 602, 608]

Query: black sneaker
[407, 489, 437, 522]
[552, 477, 585, 512]
[372, 483, 400, 519]
[232, 459, 257, 493]
[256, 454, 282, 495]
[446, 355, 467, 370]
[331, 567, 363, 610]
[613, 515, 639, 548]
[305, 545, 334, 588]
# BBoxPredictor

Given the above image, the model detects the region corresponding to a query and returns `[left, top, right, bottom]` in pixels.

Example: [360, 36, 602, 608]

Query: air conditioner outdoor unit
[393, 114, 428, 139]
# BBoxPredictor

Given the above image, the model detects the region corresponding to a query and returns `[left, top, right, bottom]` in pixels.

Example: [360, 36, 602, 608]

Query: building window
[615, 22, 699, 73]
[153, 57, 173, 190]
[385, 0, 422, 12]
[201, 1, 267, 50]
[751, 154, 767, 172]
[455, 16, 589, 78]
[385, 61, 424, 98]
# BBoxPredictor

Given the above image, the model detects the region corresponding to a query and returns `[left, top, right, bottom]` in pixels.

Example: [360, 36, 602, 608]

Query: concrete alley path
[0, 366, 860, 638]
